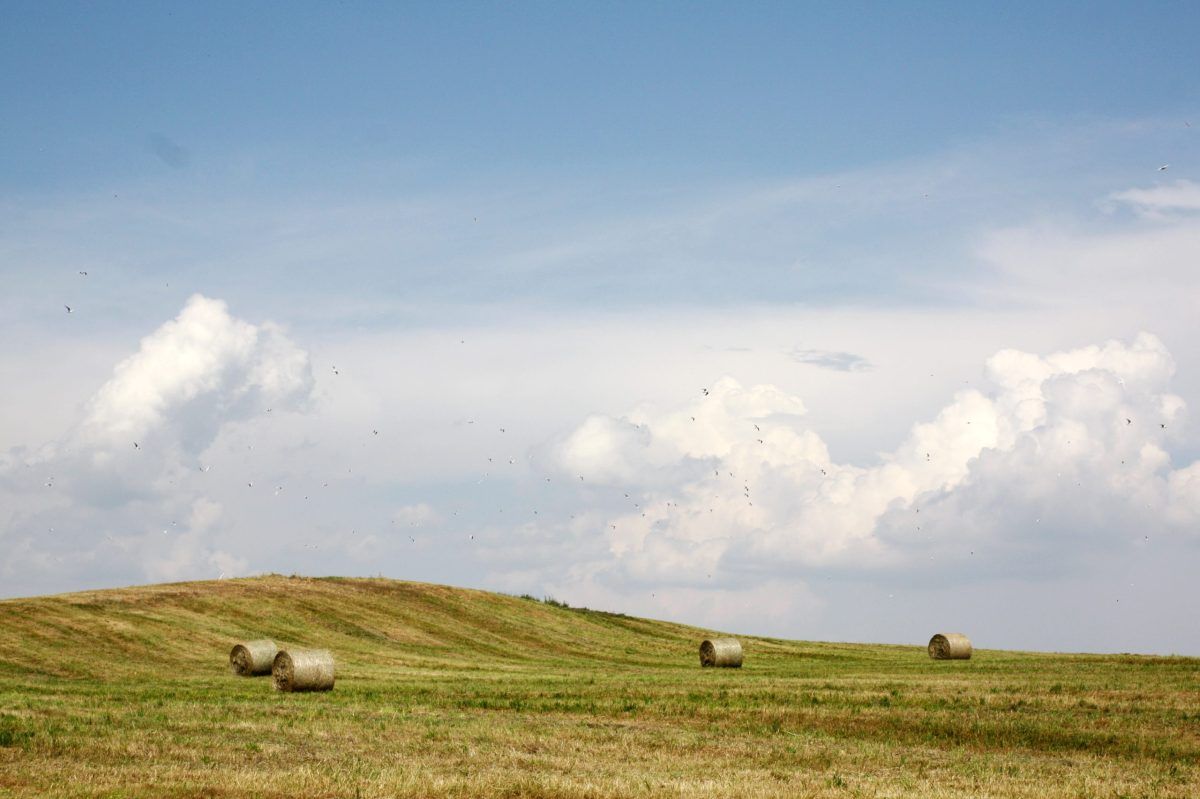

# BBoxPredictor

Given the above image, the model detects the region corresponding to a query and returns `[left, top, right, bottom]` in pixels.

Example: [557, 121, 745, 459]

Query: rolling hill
[0, 575, 1196, 798]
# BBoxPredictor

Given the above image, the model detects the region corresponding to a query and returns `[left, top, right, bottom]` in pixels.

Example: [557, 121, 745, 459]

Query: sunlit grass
[0, 575, 1196, 797]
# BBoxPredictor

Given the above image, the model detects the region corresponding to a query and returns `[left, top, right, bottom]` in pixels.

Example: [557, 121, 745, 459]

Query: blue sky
[5, 2, 1199, 187]
[2, 3, 1200, 655]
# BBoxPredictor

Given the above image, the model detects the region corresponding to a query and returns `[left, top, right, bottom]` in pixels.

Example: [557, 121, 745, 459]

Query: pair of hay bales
[229, 639, 335, 692]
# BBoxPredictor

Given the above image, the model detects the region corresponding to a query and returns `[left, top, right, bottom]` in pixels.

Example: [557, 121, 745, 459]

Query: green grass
[0, 575, 1196, 797]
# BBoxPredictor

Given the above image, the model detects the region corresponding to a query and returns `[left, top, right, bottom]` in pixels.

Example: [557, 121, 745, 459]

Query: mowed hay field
[0, 577, 1197, 798]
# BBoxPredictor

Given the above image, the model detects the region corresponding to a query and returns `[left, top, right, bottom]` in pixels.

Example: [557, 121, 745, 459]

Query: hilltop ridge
[0, 574, 840, 680]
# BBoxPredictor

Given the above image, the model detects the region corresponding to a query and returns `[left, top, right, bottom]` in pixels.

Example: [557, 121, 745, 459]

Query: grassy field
[0, 576, 1197, 798]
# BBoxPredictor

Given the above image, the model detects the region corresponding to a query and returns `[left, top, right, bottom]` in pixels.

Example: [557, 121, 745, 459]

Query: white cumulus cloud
[78, 294, 312, 458]
[552, 333, 1196, 587]
[0, 296, 315, 588]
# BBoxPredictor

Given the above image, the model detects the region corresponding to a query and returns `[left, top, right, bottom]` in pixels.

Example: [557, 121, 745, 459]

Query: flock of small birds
[40, 349, 1171, 609]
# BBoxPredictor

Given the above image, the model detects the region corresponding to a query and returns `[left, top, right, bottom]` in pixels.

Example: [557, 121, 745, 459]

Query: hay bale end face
[928, 633, 972, 660]
[273, 648, 335, 692]
[699, 638, 743, 668]
[229, 639, 279, 676]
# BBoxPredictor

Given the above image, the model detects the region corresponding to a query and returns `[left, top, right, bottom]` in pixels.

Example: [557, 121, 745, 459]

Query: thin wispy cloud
[790, 348, 872, 372]
[146, 133, 190, 169]
[1108, 180, 1200, 217]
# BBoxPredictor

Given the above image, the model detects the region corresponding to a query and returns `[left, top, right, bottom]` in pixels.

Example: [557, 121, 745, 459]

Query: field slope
[0, 575, 1196, 798]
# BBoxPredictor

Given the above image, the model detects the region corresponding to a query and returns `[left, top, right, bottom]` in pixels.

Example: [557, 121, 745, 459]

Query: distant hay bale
[928, 633, 972, 660]
[229, 639, 278, 676]
[272, 648, 335, 692]
[699, 638, 743, 668]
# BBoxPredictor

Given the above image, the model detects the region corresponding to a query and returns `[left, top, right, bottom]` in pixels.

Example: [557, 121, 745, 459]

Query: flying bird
[64, 305, 72, 313]
[1158, 164, 1169, 171]
[78, 271, 87, 276]
[702, 388, 709, 396]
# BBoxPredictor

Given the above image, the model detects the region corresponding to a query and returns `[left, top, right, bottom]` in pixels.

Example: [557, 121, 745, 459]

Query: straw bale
[229, 639, 278, 676]
[272, 648, 335, 692]
[699, 637, 743, 668]
[928, 633, 972, 660]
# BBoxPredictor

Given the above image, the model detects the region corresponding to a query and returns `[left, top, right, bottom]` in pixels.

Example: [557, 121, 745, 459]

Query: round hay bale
[229, 639, 278, 676]
[272, 648, 335, 692]
[928, 633, 972, 660]
[699, 638, 743, 668]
